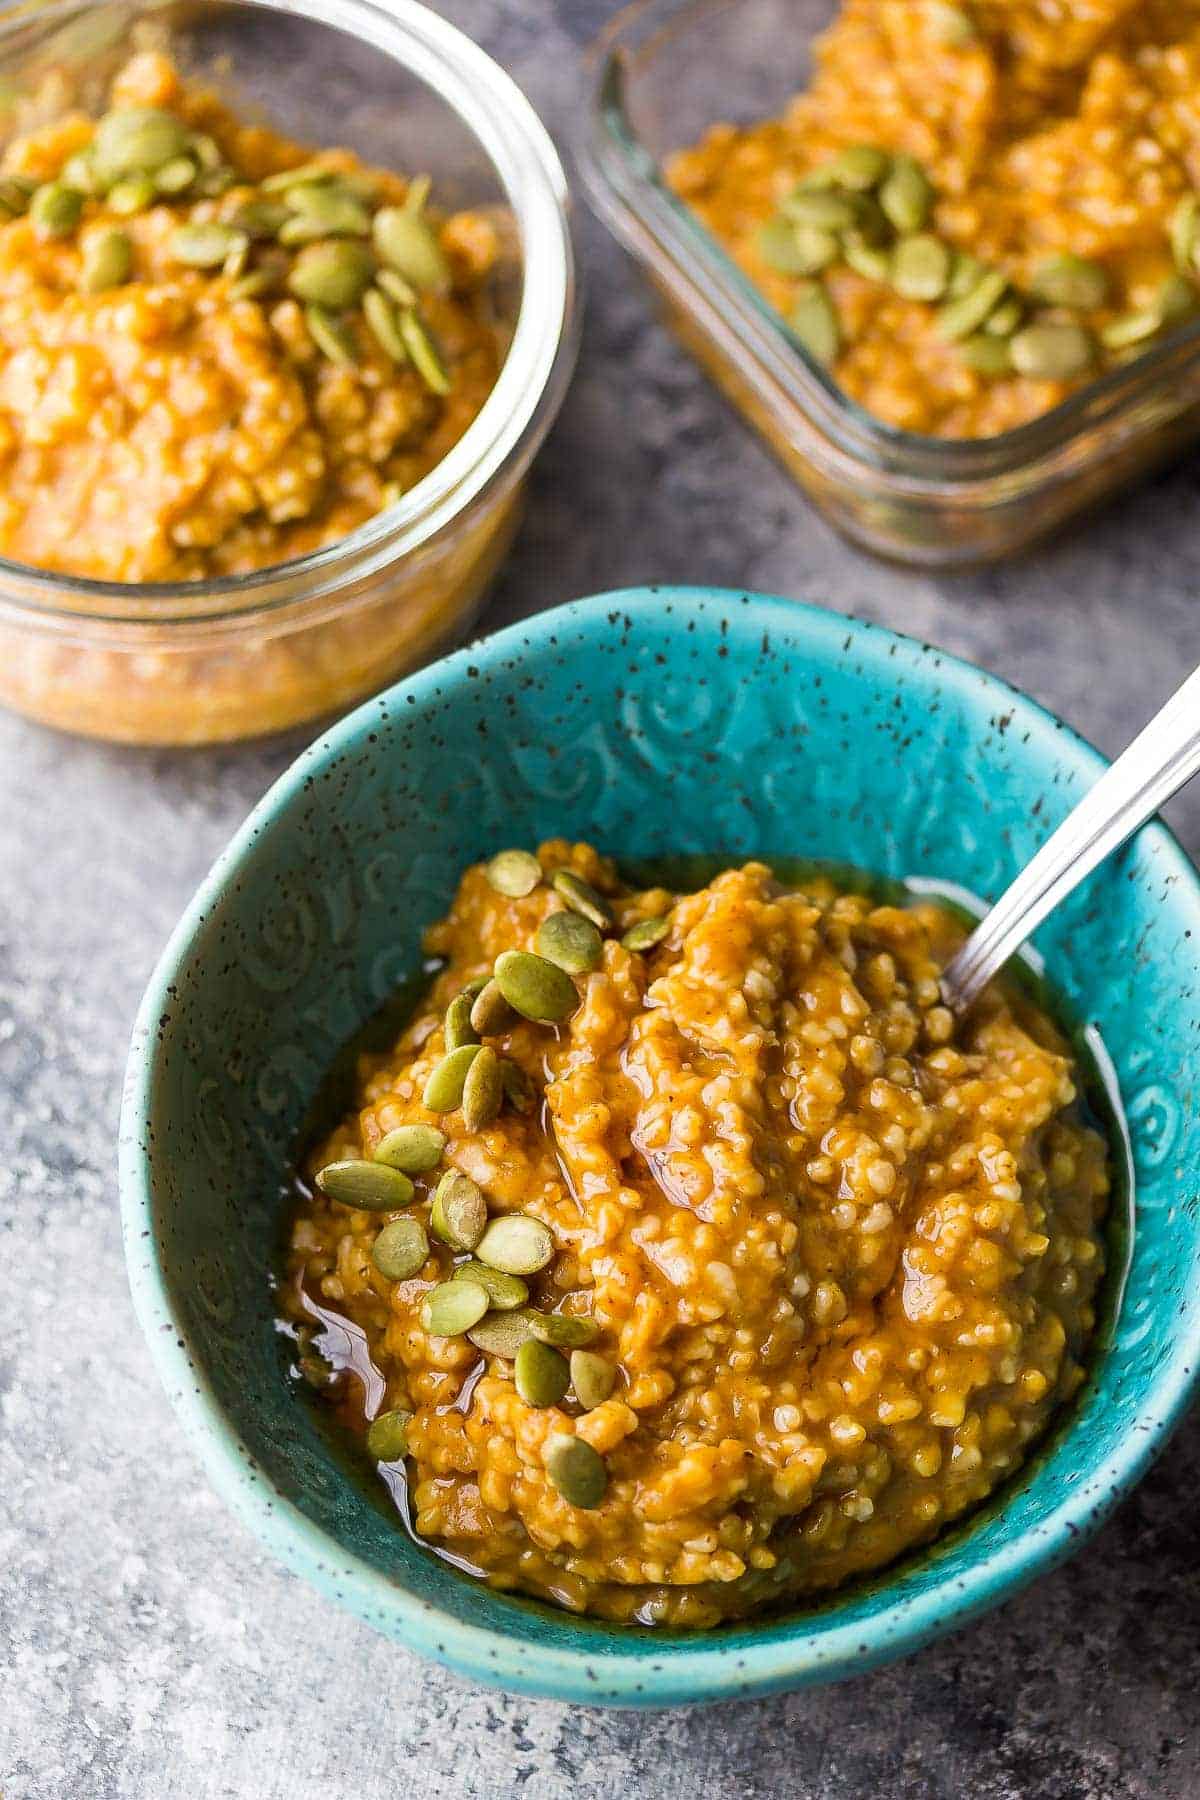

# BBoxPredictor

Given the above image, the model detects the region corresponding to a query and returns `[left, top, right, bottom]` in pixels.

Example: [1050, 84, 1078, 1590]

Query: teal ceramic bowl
[120, 587, 1200, 1707]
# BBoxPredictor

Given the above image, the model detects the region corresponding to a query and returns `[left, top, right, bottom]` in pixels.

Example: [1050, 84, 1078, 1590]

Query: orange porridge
[667, 0, 1200, 437]
[282, 844, 1109, 1626]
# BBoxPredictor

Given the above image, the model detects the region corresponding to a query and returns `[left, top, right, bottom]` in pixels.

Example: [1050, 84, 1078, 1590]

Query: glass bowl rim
[0, 0, 578, 624]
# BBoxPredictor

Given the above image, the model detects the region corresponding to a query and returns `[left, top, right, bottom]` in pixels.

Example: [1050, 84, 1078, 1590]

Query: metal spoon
[940, 662, 1200, 1013]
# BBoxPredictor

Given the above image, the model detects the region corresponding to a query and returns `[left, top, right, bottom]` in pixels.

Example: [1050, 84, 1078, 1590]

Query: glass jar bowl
[0, 0, 577, 744]
[580, 0, 1200, 567]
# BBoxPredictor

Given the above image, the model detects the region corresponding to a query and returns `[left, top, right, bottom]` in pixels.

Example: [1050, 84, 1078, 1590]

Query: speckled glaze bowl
[120, 587, 1200, 1707]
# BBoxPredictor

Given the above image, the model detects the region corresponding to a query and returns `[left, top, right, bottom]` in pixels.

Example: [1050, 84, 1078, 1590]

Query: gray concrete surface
[4, 3, 1200, 1796]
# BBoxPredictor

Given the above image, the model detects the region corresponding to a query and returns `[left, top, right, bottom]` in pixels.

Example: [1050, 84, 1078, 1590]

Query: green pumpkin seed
[305, 304, 358, 366]
[493, 949, 578, 1023]
[373, 1123, 446, 1173]
[423, 1042, 481, 1111]
[421, 1279, 488, 1337]
[529, 1311, 599, 1349]
[372, 1216, 430, 1280]
[960, 333, 1012, 375]
[470, 978, 516, 1037]
[467, 1309, 537, 1358]
[430, 1169, 488, 1251]
[105, 174, 155, 216]
[544, 1434, 607, 1508]
[934, 266, 1008, 340]
[315, 1158, 415, 1210]
[947, 251, 986, 298]
[1170, 194, 1199, 273]
[398, 310, 451, 395]
[363, 286, 409, 362]
[841, 233, 892, 283]
[261, 158, 337, 193]
[982, 295, 1023, 337]
[796, 163, 839, 193]
[475, 1212, 555, 1276]
[444, 992, 480, 1052]
[285, 182, 371, 237]
[59, 156, 97, 197]
[372, 205, 450, 291]
[91, 107, 191, 186]
[153, 155, 197, 195]
[1009, 318, 1095, 379]
[461, 1044, 503, 1132]
[824, 144, 890, 191]
[186, 132, 223, 173]
[536, 910, 603, 975]
[486, 848, 542, 896]
[782, 189, 861, 233]
[452, 1260, 530, 1309]
[284, 178, 355, 211]
[1098, 309, 1161, 351]
[928, 2, 977, 45]
[193, 166, 236, 200]
[756, 216, 836, 276]
[515, 1337, 570, 1407]
[169, 221, 246, 268]
[499, 1057, 535, 1115]
[791, 224, 841, 274]
[891, 232, 951, 301]
[570, 1350, 616, 1410]
[228, 199, 290, 240]
[376, 266, 418, 308]
[789, 282, 840, 365]
[228, 263, 285, 302]
[287, 238, 375, 308]
[366, 1407, 412, 1461]
[755, 217, 800, 275]
[879, 156, 932, 234]
[621, 915, 672, 953]
[30, 182, 83, 238]
[80, 227, 132, 293]
[551, 868, 612, 928]
[404, 174, 433, 214]
[277, 213, 337, 246]
[1157, 272, 1198, 322]
[1028, 253, 1109, 311]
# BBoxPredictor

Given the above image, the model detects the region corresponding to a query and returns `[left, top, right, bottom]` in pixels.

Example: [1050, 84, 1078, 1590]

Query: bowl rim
[119, 586, 1200, 1706]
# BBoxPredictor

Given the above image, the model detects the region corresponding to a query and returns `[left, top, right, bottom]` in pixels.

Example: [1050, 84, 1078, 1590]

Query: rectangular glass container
[580, 0, 1200, 567]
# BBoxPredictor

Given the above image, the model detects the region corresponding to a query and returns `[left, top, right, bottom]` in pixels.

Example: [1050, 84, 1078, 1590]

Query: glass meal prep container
[580, 0, 1200, 568]
[0, 0, 577, 745]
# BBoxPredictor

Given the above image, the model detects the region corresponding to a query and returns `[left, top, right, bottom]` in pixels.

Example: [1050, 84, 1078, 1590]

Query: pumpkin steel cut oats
[667, 0, 1200, 437]
[282, 845, 1109, 1626]
[0, 50, 502, 582]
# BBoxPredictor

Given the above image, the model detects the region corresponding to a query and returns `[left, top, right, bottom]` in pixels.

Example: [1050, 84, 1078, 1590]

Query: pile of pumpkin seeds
[757, 140, 1200, 381]
[3, 103, 452, 394]
[311, 852, 674, 1511]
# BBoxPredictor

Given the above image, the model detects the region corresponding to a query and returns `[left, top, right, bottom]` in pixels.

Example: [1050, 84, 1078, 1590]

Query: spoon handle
[941, 662, 1200, 1013]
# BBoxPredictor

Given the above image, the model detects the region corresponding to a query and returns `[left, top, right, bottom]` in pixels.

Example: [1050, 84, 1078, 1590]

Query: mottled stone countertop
[3, 4, 1200, 1796]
